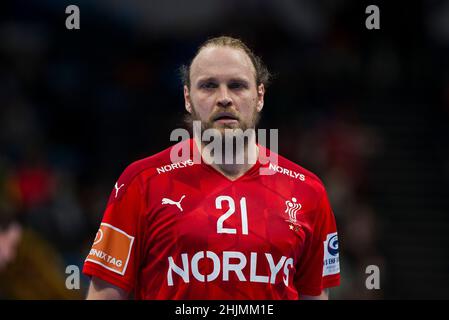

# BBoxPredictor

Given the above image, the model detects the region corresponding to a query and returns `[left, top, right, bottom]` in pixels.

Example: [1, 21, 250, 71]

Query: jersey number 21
[215, 196, 248, 235]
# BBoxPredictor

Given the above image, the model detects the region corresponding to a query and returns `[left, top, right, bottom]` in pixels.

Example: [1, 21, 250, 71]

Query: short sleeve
[294, 189, 341, 297]
[83, 172, 145, 293]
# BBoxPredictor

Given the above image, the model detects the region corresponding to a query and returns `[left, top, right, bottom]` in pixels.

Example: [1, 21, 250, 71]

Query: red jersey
[83, 139, 340, 299]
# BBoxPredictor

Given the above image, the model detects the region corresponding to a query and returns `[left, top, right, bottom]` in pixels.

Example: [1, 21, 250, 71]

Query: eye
[228, 81, 247, 90]
[199, 81, 217, 89]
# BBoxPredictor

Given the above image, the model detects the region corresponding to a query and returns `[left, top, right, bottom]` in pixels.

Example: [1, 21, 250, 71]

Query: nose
[217, 85, 232, 108]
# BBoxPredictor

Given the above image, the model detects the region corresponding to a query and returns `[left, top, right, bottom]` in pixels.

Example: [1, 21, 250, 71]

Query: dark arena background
[1, 0, 449, 300]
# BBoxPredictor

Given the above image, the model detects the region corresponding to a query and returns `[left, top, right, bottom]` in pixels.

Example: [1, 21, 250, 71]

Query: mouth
[213, 112, 239, 124]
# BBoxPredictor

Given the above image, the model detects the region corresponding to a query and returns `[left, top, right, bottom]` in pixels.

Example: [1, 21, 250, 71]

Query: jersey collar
[187, 138, 263, 182]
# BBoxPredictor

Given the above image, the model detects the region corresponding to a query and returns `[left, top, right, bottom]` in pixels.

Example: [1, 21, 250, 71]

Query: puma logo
[114, 183, 124, 198]
[161, 195, 186, 212]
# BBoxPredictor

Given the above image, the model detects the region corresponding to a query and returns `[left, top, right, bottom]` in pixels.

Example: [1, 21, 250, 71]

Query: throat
[203, 144, 260, 181]
[193, 133, 259, 180]
[210, 162, 254, 181]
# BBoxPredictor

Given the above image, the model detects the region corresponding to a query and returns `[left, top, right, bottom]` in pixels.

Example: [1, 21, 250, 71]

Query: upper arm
[83, 170, 146, 296]
[294, 189, 340, 297]
[86, 276, 129, 300]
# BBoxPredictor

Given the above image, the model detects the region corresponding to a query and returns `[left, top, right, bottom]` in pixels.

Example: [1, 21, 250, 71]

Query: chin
[215, 124, 243, 132]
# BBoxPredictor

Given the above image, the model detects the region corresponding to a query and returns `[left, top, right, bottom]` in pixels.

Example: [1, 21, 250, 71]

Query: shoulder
[260, 145, 327, 195]
[281, 154, 325, 191]
[270, 153, 332, 215]
[112, 140, 189, 201]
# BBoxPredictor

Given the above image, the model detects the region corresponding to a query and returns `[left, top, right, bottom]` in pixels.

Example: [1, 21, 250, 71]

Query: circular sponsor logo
[93, 229, 103, 245]
[327, 234, 339, 256]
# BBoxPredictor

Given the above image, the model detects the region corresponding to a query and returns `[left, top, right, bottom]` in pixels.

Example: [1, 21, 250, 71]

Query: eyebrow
[196, 77, 216, 84]
[196, 77, 250, 84]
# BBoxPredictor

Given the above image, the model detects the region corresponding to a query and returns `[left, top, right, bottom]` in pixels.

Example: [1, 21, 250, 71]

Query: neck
[194, 131, 259, 180]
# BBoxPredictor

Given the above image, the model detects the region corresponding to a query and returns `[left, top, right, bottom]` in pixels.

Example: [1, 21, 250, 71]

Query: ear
[184, 85, 192, 113]
[256, 84, 265, 112]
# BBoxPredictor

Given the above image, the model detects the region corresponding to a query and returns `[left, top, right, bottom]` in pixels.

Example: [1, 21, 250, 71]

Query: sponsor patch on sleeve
[323, 232, 340, 276]
[85, 223, 134, 276]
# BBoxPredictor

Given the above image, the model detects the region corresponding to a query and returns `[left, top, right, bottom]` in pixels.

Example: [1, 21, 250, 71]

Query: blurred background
[1, 0, 448, 299]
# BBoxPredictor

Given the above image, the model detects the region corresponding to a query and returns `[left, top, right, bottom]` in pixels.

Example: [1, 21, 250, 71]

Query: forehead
[190, 46, 256, 82]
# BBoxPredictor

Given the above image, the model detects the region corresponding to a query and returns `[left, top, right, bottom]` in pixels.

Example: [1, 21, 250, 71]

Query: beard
[183, 104, 261, 134]
[183, 104, 261, 165]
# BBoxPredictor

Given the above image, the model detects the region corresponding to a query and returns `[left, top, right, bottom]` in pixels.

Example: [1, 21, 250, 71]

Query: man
[83, 36, 340, 299]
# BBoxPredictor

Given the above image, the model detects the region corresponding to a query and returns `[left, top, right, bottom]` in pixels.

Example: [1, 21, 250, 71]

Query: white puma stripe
[161, 195, 186, 212]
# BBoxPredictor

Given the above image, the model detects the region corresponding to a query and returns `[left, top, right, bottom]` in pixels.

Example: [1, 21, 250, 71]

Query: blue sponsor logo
[327, 234, 339, 256]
